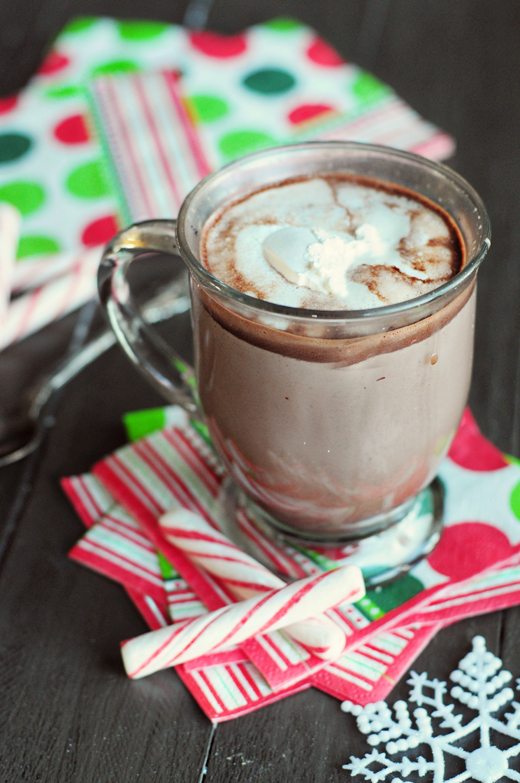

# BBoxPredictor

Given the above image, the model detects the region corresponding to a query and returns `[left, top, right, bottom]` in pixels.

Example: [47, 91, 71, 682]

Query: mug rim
[177, 141, 491, 323]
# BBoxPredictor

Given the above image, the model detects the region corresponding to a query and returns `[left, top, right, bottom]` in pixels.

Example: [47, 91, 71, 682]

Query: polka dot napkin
[0, 16, 454, 349]
[0, 15, 454, 265]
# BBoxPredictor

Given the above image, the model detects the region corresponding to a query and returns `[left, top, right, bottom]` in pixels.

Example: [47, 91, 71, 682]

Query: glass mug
[98, 142, 490, 562]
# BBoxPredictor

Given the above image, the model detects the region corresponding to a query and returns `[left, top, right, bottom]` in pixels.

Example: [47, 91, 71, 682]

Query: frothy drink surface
[195, 173, 473, 536]
[201, 174, 464, 310]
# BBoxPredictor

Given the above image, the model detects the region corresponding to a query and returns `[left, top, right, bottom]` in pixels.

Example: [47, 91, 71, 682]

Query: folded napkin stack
[63, 407, 520, 721]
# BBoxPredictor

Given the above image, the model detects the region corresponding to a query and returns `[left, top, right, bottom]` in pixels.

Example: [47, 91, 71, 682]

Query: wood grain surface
[0, 1, 519, 781]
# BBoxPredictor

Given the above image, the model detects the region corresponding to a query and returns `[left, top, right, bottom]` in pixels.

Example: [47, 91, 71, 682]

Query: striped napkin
[62, 408, 520, 721]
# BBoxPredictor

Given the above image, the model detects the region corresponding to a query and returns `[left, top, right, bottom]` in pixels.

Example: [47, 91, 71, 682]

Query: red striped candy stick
[160, 509, 349, 659]
[121, 564, 364, 679]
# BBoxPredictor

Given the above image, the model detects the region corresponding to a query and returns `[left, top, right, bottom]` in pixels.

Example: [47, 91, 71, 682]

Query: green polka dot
[367, 573, 425, 614]
[64, 17, 97, 34]
[66, 160, 111, 199]
[0, 181, 45, 216]
[117, 20, 170, 40]
[45, 84, 85, 100]
[242, 68, 296, 95]
[218, 130, 278, 160]
[352, 72, 391, 103]
[510, 480, 520, 520]
[506, 454, 520, 467]
[263, 17, 302, 32]
[186, 94, 230, 123]
[17, 234, 61, 259]
[0, 133, 32, 164]
[91, 59, 140, 77]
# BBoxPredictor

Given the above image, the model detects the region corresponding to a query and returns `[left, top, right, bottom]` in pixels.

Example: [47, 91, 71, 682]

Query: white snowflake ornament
[341, 636, 520, 782]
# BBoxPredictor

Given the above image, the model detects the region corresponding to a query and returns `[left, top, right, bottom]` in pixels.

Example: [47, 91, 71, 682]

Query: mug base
[219, 479, 444, 587]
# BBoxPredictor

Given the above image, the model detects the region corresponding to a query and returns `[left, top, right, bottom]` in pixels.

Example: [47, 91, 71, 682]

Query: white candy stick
[0, 204, 20, 319]
[0, 249, 99, 351]
[121, 564, 364, 679]
[160, 509, 350, 659]
[10, 248, 99, 294]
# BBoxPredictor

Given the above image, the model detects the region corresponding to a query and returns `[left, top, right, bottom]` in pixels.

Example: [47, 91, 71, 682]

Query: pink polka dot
[428, 522, 511, 579]
[0, 95, 18, 115]
[81, 215, 119, 247]
[54, 114, 91, 145]
[38, 51, 70, 76]
[189, 31, 247, 58]
[306, 37, 344, 67]
[449, 409, 508, 471]
[288, 103, 335, 125]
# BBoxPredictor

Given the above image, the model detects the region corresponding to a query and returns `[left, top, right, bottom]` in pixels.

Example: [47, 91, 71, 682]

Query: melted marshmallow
[201, 175, 462, 309]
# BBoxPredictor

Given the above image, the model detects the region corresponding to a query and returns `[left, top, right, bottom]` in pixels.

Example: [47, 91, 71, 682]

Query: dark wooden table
[0, 1, 519, 781]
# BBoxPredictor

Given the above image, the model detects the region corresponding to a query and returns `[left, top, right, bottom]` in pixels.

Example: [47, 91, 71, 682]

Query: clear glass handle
[98, 219, 198, 415]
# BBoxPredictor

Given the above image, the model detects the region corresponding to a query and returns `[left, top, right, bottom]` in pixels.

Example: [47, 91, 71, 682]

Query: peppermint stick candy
[10, 247, 98, 295]
[121, 565, 364, 679]
[0, 249, 99, 350]
[0, 204, 20, 318]
[160, 509, 349, 659]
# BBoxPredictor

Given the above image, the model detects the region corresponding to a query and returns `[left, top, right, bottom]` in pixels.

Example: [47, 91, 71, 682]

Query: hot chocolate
[100, 142, 489, 547]
[195, 173, 473, 535]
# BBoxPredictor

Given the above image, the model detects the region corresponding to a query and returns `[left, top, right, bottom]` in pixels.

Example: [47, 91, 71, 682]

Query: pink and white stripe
[69, 504, 166, 600]
[166, 579, 207, 623]
[295, 95, 455, 161]
[91, 71, 211, 223]
[61, 474, 115, 528]
[316, 625, 438, 705]
[177, 660, 310, 722]
[121, 565, 364, 679]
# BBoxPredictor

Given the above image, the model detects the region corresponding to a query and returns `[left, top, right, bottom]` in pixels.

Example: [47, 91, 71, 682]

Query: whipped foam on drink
[201, 175, 464, 309]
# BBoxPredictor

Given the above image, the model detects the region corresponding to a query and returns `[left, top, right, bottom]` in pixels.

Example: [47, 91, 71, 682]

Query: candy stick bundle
[160, 509, 348, 659]
[62, 404, 520, 720]
[122, 565, 364, 678]
[0, 249, 100, 351]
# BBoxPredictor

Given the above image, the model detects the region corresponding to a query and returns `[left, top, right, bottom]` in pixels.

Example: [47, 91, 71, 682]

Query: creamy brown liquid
[194, 174, 473, 536]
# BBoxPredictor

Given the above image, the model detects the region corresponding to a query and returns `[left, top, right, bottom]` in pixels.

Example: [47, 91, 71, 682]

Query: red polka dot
[38, 50, 70, 76]
[81, 215, 119, 247]
[306, 37, 344, 67]
[189, 31, 247, 58]
[428, 522, 512, 579]
[166, 68, 182, 82]
[449, 409, 508, 471]
[288, 103, 335, 125]
[0, 95, 18, 115]
[54, 114, 91, 145]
